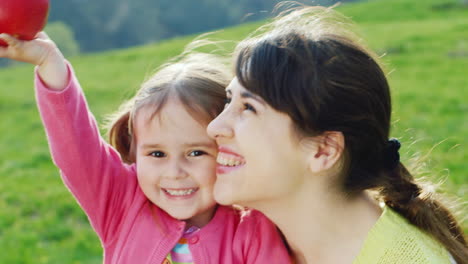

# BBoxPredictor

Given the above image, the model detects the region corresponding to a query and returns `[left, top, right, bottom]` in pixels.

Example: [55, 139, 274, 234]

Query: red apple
[0, 0, 50, 46]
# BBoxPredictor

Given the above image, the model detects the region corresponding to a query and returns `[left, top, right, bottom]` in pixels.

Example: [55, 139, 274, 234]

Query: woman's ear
[307, 131, 345, 173]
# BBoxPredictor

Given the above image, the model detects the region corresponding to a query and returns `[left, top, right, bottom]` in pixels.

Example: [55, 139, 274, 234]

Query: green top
[353, 205, 453, 264]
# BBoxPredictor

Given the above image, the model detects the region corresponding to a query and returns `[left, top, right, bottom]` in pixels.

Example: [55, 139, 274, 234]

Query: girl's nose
[207, 110, 233, 140]
[164, 159, 189, 180]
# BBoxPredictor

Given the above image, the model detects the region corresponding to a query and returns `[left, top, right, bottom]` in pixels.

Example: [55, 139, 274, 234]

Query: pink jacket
[34, 63, 291, 264]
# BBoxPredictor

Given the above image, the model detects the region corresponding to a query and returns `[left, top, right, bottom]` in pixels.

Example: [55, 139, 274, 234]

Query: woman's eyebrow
[240, 91, 266, 105]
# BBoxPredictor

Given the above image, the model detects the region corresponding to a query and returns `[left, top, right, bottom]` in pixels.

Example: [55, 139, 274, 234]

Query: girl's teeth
[165, 189, 196, 196]
[217, 156, 244, 166]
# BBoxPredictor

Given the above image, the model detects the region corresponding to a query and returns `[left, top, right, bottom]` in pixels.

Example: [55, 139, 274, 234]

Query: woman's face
[207, 78, 308, 207]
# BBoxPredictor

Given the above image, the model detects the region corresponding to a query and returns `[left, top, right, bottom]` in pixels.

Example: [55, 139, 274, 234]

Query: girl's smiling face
[134, 98, 218, 228]
[207, 78, 309, 207]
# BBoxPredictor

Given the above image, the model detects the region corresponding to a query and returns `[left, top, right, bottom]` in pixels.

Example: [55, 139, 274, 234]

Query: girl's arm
[0, 33, 140, 244]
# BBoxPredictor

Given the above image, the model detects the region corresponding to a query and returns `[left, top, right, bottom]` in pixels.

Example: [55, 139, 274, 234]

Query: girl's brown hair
[107, 51, 231, 163]
[234, 5, 467, 263]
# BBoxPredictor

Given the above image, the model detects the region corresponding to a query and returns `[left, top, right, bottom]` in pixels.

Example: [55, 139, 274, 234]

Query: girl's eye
[189, 150, 206, 157]
[244, 103, 256, 113]
[150, 151, 166, 158]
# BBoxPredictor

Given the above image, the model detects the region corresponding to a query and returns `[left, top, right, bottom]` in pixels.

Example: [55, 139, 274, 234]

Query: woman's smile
[215, 146, 246, 174]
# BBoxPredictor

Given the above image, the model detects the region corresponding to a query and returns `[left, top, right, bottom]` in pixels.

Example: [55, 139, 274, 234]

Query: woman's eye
[243, 103, 257, 113]
[150, 151, 166, 158]
[224, 97, 232, 107]
[189, 150, 206, 157]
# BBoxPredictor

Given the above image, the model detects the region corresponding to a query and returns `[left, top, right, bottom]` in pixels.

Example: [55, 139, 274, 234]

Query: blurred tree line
[1, 0, 358, 67]
[47, 0, 354, 53]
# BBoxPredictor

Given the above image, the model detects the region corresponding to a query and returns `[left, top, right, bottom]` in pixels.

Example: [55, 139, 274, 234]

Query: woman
[207, 6, 467, 264]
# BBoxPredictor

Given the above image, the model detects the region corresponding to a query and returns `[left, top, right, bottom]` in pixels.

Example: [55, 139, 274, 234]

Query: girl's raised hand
[0, 32, 68, 90]
[0, 32, 59, 65]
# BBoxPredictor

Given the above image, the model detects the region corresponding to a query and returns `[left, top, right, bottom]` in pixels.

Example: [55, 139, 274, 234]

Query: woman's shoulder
[354, 205, 452, 264]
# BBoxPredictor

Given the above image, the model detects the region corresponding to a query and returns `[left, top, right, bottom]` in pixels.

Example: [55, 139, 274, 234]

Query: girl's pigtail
[107, 109, 134, 164]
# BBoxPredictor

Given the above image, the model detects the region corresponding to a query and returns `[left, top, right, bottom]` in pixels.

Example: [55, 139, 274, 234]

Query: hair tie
[383, 138, 401, 170]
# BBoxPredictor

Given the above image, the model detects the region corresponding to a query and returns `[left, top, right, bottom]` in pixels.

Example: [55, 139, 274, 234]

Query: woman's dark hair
[234, 6, 467, 263]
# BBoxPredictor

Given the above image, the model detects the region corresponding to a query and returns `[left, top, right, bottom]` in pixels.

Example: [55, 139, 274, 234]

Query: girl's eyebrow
[140, 143, 163, 149]
[141, 142, 216, 149]
[182, 141, 217, 149]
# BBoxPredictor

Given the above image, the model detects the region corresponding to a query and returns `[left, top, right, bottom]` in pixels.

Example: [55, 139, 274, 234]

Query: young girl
[0, 33, 291, 263]
[207, 6, 468, 264]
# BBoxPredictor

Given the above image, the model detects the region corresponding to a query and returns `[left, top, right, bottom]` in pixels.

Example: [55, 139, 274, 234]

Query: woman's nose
[207, 110, 233, 140]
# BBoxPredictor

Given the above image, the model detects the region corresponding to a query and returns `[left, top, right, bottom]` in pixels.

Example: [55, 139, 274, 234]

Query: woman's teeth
[164, 188, 197, 196]
[217, 155, 244, 166]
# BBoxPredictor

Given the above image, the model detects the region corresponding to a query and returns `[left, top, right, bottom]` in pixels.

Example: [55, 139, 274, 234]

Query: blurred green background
[0, 0, 467, 263]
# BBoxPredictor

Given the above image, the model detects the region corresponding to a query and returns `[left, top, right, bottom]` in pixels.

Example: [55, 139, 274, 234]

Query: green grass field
[0, 0, 466, 262]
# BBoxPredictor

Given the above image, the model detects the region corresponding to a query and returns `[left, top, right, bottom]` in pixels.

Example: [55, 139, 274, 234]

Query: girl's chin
[213, 193, 233, 206]
[213, 184, 235, 206]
